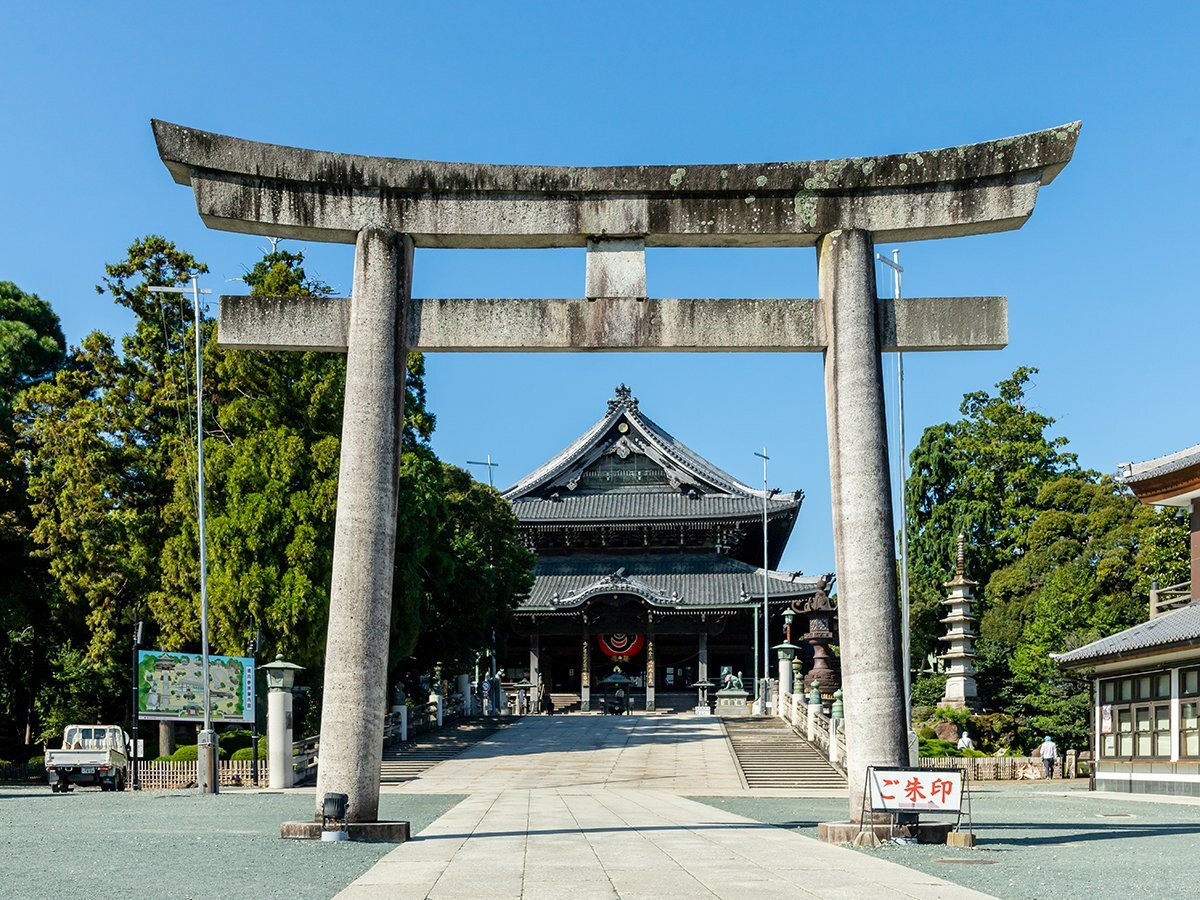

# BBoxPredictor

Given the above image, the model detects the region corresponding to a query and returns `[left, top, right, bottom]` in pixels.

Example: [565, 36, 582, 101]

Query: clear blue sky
[2, 2, 1194, 576]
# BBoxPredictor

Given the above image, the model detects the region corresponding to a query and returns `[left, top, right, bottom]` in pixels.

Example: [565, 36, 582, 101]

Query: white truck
[45, 724, 130, 792]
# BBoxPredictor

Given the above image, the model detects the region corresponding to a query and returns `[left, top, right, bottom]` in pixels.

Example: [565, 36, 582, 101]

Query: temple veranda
[152, 118, 1079, 824]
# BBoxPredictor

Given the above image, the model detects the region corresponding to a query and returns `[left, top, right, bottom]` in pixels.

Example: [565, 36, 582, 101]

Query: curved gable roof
[502, 385, 802, 508]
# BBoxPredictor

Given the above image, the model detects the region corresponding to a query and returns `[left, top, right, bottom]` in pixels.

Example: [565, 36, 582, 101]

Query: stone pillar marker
[580, 633, 591, 712]
[819, 229, 909, 821]
[313, 229, 412, 825]
[529, 634, 541, 706]
[645, 630, 656, 712]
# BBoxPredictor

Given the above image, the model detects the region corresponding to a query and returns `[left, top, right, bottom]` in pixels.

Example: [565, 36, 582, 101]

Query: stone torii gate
[152, 119, 1078, 824]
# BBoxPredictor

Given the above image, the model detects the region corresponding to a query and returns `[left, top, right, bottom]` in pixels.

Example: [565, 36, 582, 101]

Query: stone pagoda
[938, 535, 980, 710]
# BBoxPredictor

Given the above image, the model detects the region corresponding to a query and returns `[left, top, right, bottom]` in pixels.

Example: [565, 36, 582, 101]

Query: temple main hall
[498, 385, 827, 712]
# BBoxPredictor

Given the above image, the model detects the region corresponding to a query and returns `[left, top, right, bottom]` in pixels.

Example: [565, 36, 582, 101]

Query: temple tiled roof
[1117, 443, 1200, 484]
[1052, 602, 1200, 667]
[510, 492, 799, 523]
[520, 553, 821, 610]
[502, 384, 802, 512]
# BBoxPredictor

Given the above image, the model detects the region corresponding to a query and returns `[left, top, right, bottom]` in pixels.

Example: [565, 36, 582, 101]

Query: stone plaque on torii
[152, 119, 1078, 824]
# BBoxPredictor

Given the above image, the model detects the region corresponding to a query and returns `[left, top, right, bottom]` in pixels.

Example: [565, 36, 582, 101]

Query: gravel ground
[0, 785, 463, 900]
[693, 783, 1200, 900]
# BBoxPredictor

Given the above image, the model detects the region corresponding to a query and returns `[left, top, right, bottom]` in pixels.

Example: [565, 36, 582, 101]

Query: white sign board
[867, 768, 963, 813]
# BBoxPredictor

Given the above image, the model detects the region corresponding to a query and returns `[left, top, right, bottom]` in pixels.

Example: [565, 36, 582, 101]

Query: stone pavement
[339, 716, 992, 899]
[393, 714, 744, 794]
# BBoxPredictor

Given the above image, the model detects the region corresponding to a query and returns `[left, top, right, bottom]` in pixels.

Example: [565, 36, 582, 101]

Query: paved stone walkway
[341, 716, 992, 899]
[394, 715, 744, 793]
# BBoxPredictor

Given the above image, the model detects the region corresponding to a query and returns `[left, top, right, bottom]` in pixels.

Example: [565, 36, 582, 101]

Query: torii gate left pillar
[152, 118, 1077, 828]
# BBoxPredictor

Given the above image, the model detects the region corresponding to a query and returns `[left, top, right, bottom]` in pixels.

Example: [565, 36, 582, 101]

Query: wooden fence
[134, 759, 263, 790]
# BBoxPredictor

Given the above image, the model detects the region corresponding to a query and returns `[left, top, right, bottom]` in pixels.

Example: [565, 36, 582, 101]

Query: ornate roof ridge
[503, 385, 803, 504]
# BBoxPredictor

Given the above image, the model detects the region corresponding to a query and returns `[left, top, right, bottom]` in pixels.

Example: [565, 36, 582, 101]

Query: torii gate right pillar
[819, 229, 907, 821]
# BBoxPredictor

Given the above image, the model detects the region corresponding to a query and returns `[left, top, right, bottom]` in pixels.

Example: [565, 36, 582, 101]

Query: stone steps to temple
[380, 717, 510, 783]
[548, 692, 582, 715]
[722, 718, 846, 791]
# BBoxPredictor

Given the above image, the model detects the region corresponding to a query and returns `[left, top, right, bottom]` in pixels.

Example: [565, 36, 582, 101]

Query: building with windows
[497, 385, 829, 712]
[1053, 441, 1199, 795]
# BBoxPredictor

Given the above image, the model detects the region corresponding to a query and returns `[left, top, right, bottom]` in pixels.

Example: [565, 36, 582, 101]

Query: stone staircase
[722, 718, 846, 790]
[380, 718, 509, 783]
[548, 692, 582, 715]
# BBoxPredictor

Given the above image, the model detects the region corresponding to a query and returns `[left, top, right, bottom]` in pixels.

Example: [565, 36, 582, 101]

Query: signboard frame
[859, 765, 974, 843]
[137, 650, 256, 724]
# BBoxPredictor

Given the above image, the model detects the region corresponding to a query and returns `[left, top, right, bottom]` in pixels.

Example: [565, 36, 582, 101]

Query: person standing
[1039, 735, 1058, 779]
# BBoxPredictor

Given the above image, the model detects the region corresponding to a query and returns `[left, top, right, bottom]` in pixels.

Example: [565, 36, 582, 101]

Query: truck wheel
[116, 774, 125, 792]
[51, 782, 59, 793]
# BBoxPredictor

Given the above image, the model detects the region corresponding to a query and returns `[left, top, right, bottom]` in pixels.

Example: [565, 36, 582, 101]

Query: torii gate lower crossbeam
[152, 119, 1077, 828]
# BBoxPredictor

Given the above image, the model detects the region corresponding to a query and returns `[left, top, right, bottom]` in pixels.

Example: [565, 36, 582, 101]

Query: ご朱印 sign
[867, 768, 963, 813]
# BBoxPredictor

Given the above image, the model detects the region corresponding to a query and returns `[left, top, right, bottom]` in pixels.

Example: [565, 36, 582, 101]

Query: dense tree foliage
[3, 240, 530, 750]
[906, 368, 1189, 749]
[0, 282, 66, 746]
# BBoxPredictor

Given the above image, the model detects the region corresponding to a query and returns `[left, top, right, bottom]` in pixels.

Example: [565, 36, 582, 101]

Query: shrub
[169, 743, 227, 762]
[230, 746, 266, 761]
[28, 755, 46, 767]
[932, 706, 972, 727]
[917, 726, 938, 741]
[919, 738, 959, 757]
[219, 729, 254, 754]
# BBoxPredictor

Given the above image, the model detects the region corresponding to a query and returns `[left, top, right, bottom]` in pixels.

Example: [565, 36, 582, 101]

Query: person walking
[1039, 735, 1058, 779]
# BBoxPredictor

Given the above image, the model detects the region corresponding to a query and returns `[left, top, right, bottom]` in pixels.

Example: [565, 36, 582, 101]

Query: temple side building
[499, 385, 827, 711]
[1054, 441, 1199, 795]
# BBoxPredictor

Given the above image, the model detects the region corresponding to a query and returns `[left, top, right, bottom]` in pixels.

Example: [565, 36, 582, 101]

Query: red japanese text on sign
[868, 769, 963, 813]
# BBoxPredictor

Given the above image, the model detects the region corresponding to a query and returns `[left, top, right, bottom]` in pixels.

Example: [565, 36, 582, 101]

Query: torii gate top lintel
[151, 118, 1079, 248]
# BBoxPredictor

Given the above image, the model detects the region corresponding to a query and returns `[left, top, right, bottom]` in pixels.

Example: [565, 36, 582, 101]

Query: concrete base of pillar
[817, 821, 951, 846]
[281, 820, 411, 842]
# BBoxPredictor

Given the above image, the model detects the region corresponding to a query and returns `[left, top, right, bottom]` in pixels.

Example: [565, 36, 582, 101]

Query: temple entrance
[154, 117, 1077, 821]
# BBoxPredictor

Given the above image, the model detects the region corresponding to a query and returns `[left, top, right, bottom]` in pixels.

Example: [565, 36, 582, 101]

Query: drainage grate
[1098, 812, 1133, 818]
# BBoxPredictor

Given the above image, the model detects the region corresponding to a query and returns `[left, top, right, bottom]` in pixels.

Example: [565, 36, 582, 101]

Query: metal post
[149, 278, 217, 792]
[876, 250, 911, 728]
[247, 633, 259, 786]
[754, 449, 771, 704]
[130, 621, 143, 790]
[467, 453, 499, 488]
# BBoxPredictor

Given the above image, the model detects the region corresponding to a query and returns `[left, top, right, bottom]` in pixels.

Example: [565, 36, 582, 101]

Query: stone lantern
[793, 574, 840, 697]
[773, 607, 801, 696]
[262, 654, 303, 789]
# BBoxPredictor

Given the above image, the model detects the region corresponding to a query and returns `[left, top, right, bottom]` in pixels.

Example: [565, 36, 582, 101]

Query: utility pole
[876, 249, 912, 728]
[149, 277, 218, 793]
[754, 449, 771, 711]
[130, 620, 143, 790]
[467, 453, 499, 488]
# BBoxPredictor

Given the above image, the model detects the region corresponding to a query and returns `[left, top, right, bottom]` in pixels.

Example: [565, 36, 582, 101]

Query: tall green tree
[905, 367, 1080, 669]
[905, 367, 1189, 747]
[17, 239, 205, 738]
[0, 281, 66, 747]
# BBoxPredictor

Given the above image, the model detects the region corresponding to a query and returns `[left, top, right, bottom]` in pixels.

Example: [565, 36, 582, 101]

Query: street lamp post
[467, 453, 499, 488]
[130, 620, 143, 791]
[246, 633, 259, 786]
[754, 449, 771, 712]
[148, 277, 218, 793]
[876, 250, 912, 729]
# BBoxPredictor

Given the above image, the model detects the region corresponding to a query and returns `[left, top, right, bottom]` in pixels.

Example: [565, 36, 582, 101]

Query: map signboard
[137, 650, 254, 723]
